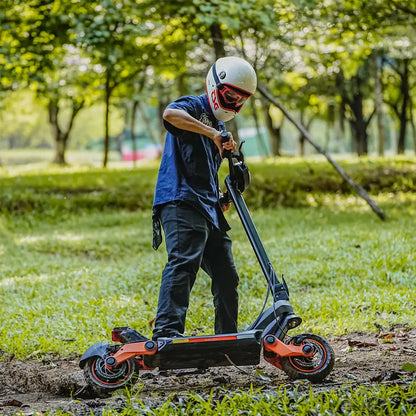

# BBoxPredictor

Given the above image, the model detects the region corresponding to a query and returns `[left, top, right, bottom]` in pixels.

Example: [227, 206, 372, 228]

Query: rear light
[112, 327, 127, 342]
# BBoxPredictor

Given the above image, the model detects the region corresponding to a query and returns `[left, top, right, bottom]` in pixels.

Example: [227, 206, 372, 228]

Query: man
[152, 56, 257, 340]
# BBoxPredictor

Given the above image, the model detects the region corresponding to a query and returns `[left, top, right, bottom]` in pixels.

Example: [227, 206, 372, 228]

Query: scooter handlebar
[220, 130, 233, 159]
[221, 130, 230, 143]
[219, 129, 245, 163]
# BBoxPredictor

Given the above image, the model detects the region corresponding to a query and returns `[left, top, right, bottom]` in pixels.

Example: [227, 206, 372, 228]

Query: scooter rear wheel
[280, 333, 334, 383]
[84, 356, 139, 393]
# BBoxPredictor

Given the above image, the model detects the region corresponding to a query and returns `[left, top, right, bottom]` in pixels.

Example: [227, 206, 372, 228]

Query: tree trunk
[346, 76, 371, 156]
[339, 70, 373, 156]
[48, 98, 84, 165]
[209, 22, 239, 142]
[337, 99, 346, 153]
[210, 22, 226, 61]
[349, 90, 368, 156]
[262, 99, 282, 156]
[137, 101, 158, 144]
[298, 111, 314, 156]
[131, 100, 138, 167]
[158, 92, 170, 147]
[325, 102, 335, 151]
[249, 98, 268, 156]
[397, 59, 410, 154]
[103, 69, 111, 168]
[177, 73, 186, 97]
[48, 99, 65, 164]
[372, 53, 386, 156]
[409, 95, 416, 154]
[299, 110, 306, 156]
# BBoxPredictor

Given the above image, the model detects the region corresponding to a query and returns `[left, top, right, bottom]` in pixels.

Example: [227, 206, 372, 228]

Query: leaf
[255, 368, 271, 382]
[402, 363, 416, 373]
[376, 333, 394, 339]
[26, 349, 42, 359]
[2, 399, 23, 407]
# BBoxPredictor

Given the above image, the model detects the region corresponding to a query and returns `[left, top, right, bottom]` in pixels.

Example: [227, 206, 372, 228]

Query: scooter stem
[225, 176, 288, 301]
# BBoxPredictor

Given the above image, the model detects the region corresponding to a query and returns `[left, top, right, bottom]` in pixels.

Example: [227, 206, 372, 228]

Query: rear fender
[79, 341, 109, 369]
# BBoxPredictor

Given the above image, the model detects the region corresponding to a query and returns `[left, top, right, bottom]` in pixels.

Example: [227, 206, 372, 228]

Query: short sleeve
[163, 96, 198, 136]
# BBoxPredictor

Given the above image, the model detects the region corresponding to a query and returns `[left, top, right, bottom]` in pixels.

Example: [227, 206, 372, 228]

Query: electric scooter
[79, 133, 335, 394]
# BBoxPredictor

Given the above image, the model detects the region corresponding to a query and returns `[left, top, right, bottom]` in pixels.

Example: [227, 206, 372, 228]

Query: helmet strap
[212, 62, 221, 88]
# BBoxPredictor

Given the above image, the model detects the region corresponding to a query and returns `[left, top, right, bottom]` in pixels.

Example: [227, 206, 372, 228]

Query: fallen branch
[258, 85, 387, 221]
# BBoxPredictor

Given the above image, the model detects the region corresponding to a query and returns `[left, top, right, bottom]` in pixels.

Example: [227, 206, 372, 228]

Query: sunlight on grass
[0, 149, 160, 177]
[0, 277, 18, 287]
[0, 191, 415, 358]
[0, 158, 415, 359]
[17, 235, 46, 243]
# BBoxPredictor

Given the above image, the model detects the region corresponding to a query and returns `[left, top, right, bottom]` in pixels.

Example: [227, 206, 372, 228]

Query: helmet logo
[219, 71, 226, 80]
[210, 91, 219, 110]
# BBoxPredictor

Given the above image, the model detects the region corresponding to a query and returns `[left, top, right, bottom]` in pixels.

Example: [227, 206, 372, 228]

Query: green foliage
[2, 0, 416, 158]
[0, 157, 415, 214]
[403, 363, 416, 373]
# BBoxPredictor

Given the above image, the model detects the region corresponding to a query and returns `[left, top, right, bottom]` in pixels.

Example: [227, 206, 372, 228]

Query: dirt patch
[1, 329, 415, 415]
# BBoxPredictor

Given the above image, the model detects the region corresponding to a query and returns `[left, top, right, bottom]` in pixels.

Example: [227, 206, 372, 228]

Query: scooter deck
[144, 330, 262, 370]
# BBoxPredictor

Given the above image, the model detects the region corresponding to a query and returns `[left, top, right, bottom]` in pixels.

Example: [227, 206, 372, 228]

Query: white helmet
[206, 56, 257, 122]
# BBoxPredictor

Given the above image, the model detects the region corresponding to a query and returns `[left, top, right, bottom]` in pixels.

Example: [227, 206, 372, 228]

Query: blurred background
[0, 0, 415, 167]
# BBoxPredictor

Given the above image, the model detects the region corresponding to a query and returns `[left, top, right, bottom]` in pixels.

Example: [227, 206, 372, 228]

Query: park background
[1, 1, 416, 415]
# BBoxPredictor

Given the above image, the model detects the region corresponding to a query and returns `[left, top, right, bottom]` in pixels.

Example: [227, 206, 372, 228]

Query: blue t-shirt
[153, 94, 229, 231]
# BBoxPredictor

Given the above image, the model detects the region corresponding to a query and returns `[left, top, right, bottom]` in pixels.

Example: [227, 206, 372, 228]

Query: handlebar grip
[221, 131, 230, 143]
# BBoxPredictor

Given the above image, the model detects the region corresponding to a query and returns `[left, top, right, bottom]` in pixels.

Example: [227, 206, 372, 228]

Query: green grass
[100, 383, 416, 415]
[0, 193, 415, 358]
[1, 156, 415, 214]
[1, 158, 415, 415]
[29, 383, 416, 415]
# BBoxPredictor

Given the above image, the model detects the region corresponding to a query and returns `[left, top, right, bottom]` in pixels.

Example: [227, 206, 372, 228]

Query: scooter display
[79, 134, 335, 394]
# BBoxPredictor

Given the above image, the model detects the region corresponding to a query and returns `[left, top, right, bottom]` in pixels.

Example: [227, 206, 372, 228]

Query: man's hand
[212, 131, 237, 156]
[219, 192, 231, 212]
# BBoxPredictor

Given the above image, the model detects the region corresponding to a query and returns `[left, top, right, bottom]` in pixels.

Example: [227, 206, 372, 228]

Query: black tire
[280, 333, 335, 383]
[83, 356, 139, 395]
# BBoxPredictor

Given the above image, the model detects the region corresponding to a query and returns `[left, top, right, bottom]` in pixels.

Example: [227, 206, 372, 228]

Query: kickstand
[224, 354, 271, 384]
[224, 354, 251, 375]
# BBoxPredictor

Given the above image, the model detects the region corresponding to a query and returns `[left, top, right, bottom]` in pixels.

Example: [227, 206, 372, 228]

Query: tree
[0, 0, 94, 163]
[39, 61, 94, 163]
[319, 0, 416, 155]
[73, 0, 153, 167]
[338, 66, 375, 156]
[383, 57, 416, 154]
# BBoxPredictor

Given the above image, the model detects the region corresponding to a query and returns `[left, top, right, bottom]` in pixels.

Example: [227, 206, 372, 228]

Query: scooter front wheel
[83, 356, 139, 394]
[280, 333, 334, 383]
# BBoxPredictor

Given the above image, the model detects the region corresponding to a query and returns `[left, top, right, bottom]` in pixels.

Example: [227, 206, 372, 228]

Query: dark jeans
[153, 201, 239, 339]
